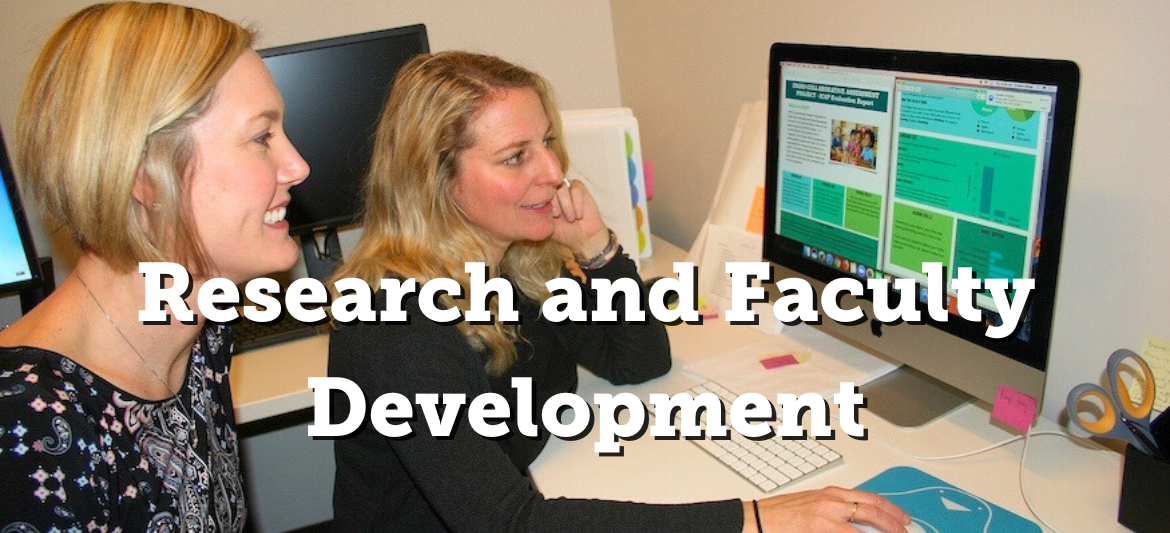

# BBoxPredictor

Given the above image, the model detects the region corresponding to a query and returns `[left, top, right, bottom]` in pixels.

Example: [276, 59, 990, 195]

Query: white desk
[230, 236, 1131, 533]
[230, 328, 327, 424]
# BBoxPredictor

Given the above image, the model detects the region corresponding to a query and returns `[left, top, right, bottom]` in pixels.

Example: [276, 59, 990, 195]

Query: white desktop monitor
[762, 43, 1080, 426]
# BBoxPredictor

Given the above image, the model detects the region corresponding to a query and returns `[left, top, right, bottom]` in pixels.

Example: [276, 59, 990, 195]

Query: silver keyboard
[646, 380, 843, 493]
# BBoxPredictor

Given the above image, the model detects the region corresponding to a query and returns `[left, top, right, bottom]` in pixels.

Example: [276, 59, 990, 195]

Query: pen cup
[1118, 443, 1170, 533]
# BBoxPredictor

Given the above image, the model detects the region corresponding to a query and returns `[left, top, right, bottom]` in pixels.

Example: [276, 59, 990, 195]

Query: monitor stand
[860, 365, 970, 428]
[301, 228, 343, 282]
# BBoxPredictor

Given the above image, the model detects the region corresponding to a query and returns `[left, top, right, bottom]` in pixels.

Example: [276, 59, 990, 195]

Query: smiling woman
[449, 86, 568, 258]
[186, 49, 310, 282]
[325, 51, 910, 533]
[0, 3, 307, 531]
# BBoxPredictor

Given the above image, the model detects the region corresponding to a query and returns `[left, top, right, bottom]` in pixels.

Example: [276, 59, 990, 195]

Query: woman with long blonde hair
[328, 51, 909, 533]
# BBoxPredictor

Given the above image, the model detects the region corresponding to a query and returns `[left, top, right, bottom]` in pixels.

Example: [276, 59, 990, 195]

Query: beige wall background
[611, 0, 1170, 419]
[0, 0, 1167, 528]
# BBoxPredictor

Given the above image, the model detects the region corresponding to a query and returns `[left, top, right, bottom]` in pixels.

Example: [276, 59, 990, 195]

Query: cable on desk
[830, 411, 1058, 461]
[1018, 429, 1121, 533]
[830, 412, 1120, 533]
[829, 412, 1117, 463]
[1019, 427, 1065, 533]
[879, 429, 1060, 461]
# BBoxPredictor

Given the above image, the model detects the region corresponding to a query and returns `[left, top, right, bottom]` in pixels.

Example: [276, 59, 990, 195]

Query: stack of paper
[686, 99, 768, 266]
[684, 323, 899, 399]
[683, 99, 773, 328]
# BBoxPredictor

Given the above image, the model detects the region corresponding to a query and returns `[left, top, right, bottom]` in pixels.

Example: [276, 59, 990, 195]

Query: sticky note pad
[1141, 333, 1170, 412]
[759, 349, 810, 370]
[991, 385, 1038, 433]
[761, 354, 799, 369]
[745, 186, 766, 236]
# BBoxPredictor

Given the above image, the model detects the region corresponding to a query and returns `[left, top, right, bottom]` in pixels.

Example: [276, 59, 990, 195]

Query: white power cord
[831, 412, 1119, 532]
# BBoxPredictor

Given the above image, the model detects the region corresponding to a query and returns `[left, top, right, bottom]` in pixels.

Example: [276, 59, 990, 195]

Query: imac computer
[763, 43, 1080, 426]
[260, 24, 429, 282]
[0, 127, 44, 304]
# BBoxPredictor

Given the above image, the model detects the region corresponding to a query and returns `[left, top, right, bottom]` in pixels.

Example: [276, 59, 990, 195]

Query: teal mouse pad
[855, 466, 1041, 533]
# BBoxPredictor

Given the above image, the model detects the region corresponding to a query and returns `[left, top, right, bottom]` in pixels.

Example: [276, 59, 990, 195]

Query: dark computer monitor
[763, 43, 1079, 426]
[0, 126, 43, 298]
[260, 24, 429, 280]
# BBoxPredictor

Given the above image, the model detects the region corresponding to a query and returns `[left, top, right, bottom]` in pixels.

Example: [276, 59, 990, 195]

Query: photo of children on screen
[830, 120, 878, 170]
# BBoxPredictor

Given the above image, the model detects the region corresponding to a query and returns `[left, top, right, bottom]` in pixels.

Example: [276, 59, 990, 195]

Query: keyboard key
[760, 467, 791, 486]
[767, 456, 790, 470]
[232, 316, 319, 353]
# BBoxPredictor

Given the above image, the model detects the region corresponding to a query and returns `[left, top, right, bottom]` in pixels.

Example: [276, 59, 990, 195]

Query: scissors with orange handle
[1066, 349, 1163, 459]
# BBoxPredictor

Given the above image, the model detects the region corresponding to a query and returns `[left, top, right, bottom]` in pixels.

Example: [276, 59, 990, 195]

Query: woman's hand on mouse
[744, 486, 911, 533]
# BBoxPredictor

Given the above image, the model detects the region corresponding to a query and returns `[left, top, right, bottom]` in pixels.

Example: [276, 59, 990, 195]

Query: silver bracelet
[576, 229, 618, 270]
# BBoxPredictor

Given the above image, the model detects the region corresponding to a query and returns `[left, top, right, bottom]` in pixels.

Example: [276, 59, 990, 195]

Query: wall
[610, 0, 1170, 419]
[0, 0, 623, 324]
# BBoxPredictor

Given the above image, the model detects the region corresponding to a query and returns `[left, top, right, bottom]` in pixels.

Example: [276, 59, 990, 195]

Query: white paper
[696, 223, 761, 316]
[561, 108, 652, 259]
[684, 323, 898, 399]
[685, 101, 763, 266]
[707, 99, 768, 232]
[561, 124, 640, 270]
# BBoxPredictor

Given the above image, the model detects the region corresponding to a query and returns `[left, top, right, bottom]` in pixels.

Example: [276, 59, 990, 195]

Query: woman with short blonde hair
[1, 3, 309, 530]
[18, 2, 255, 276]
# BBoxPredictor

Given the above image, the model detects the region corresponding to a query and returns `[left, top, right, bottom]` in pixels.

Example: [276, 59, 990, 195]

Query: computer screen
[0, 126, 42, 296]
[763, 43, 1079, 425]
[260, 24, 429, 279]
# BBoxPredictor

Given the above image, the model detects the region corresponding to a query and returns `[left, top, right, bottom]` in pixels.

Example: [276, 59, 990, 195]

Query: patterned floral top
[0, 324, 245, 532]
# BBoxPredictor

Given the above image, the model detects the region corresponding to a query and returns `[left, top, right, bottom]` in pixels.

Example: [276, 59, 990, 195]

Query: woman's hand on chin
[550, 178, 609, 257]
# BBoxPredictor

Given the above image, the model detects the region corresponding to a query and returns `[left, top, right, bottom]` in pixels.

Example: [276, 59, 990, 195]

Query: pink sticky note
[991, 385, 1037, 433]
[761, 354, 799, 369]
[643, 161, 655, 199]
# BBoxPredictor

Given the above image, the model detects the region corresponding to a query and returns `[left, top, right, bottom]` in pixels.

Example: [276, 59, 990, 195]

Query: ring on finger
[848, 501, 859, 523]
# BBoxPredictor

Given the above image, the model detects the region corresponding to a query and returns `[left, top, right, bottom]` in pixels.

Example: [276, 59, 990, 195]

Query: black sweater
[328, 254, 742, 532]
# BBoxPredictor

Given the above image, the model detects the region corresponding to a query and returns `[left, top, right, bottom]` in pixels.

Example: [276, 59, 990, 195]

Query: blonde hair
[333, 51, 567, 374]
[16, 2, 255, 276]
